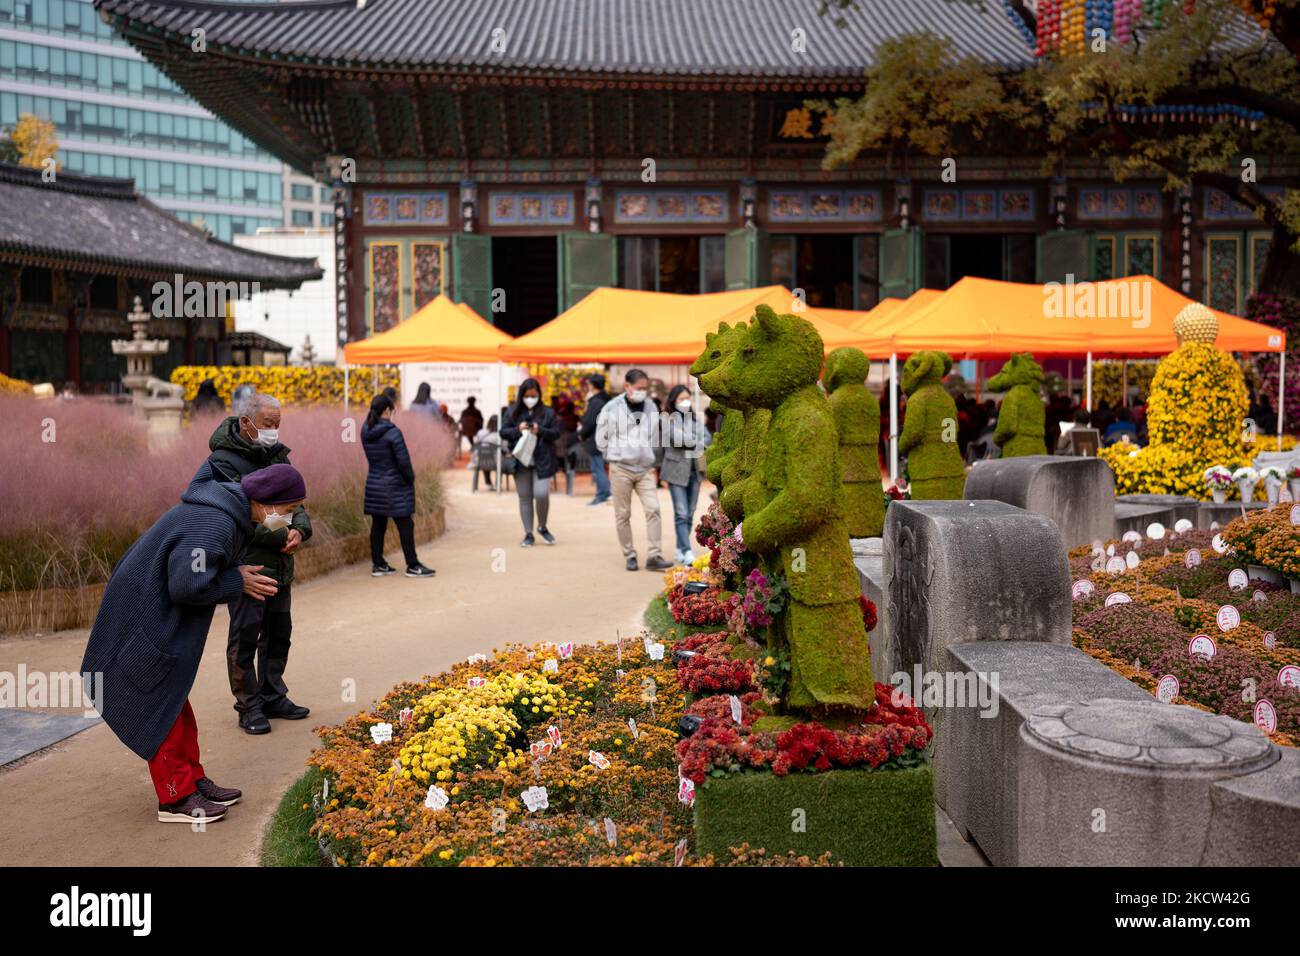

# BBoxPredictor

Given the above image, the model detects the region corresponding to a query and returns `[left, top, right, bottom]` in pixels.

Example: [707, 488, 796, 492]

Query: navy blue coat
[500, 404, 562, 479]
[80, 467, 252, 760]
[362, 418, 417, 517]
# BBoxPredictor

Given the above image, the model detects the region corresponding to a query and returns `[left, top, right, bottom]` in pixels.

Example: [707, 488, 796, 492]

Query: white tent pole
[889, 352, 899, 485]
[1085, 351, 1093, 412]
[1279, 349, 1287, 445]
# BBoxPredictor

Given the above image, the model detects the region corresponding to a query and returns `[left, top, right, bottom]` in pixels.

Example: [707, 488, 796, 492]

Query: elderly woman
[81, 464, 306, 824]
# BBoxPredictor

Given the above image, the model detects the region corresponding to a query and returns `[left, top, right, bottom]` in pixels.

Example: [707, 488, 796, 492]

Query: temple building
[0, 161, 322, 388]
[93, 0, 1293, 349]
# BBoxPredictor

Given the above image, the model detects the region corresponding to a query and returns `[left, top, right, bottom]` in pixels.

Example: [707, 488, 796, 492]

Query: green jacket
[203, 416, 312, 586]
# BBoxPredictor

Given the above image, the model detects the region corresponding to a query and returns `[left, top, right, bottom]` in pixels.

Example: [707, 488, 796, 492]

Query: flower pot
[1212, 489, 1228, 504]
[1248, 564, 1286, 587]
[1266, 477, 1282, 506]
[1236, 480, 1258, 503]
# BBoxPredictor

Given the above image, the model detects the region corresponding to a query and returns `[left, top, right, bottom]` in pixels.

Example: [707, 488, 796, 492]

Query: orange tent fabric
[880, 276, 1284, 358]
[496, 286, 874, 363]
[850, 289, 944, 356]
[343, 294, 512, 363]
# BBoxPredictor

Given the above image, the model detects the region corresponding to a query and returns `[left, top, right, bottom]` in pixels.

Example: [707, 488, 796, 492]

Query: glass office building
[0, 0, 285, 241]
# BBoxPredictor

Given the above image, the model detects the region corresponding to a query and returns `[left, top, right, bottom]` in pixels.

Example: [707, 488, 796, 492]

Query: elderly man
[595, 369, 673, 572]
[81, 464, 306, 823]
[205, 391, 312, 734]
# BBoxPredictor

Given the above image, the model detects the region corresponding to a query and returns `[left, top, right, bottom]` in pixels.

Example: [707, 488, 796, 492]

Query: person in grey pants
[499, 377, 561, 547]
[662, 383, 712, 564]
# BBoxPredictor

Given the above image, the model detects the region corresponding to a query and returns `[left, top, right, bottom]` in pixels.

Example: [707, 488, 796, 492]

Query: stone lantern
[111, 295, 184, 443]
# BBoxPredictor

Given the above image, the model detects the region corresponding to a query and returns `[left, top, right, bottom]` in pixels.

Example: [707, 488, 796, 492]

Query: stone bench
[940, 641, 1149, 867]
[1114, 502, 1177, 538]
[964, 455, 1114, 549]
[1116, 493, 1199, 527]
[1198, 500, 1269, 529]
[1200, 746, 1300, 866]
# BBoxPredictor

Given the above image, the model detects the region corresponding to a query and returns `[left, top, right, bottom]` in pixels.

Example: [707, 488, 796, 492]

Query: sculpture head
[699, 305, 824, 409]
[900, 350, 952, 396]
[690, 321, 748, 405]
[987, 352, 1044, 393]
[1173, 302, 1219, 346]
[824, 347, 871, 393]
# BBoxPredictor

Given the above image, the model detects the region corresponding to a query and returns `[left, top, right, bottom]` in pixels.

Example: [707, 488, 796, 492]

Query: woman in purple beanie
[80, 463, 306, 824]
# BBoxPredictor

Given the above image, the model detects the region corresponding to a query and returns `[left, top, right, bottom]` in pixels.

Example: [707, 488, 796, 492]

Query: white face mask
[523, 396, 539, 409]
[256, 428, 279, 448]
[261, 510, 292, 531]
[629, 389, 648, 403]
[675, 400, 692, 413]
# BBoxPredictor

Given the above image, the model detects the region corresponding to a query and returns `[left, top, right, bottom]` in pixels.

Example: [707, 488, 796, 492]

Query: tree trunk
[1258, 222, 1300, 299]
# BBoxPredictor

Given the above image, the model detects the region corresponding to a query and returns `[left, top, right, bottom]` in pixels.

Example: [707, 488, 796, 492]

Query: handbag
[512, 429, 538, 468]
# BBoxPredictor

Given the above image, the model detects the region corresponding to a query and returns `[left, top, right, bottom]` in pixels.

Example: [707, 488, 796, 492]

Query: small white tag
[646, 641, 666, 661]
[1212, 534, 1229, 554]
[467, 676, 486, 689]
[1173, 518, 1194, 533]
[542, 658, 558, 673]
[424, 786, 449, 811]
[588, 750, 610, 770]
[1253, 699, 1278, 735]
[674, 838, 689, 867]
[1228, 569, 1249, 591]
[1189, 634, 1217, 659]
[1105, 592, 1131, 607]
[369, 722, 393, 745]
[1106, 556, 1127, 574]
[1264, 631, 1278, 650]
[729, 694, 743, 724]
[603, 817, 617, 847]
[1184, 549, 1202, 569]
[398, 707, 413, 725]
[1279, 665, 1300, 688]
[558, 641, 573, 659]
[677, 776, 695, 806]
[1146, 522, 1166, 540]
[1156, 674, 1179, 704]
[1071, 580, 1095, 600]
[1216, 605, 1241, 632]
[521, 786, 549, 813]
[1125, 550, 1140, 569]
[628, 717, 639, 740]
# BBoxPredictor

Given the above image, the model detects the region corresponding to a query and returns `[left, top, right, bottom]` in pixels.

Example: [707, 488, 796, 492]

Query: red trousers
[147, 699, 205, 803]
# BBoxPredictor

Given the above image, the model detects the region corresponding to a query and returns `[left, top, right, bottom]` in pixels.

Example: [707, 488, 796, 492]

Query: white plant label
[1228, 569, 1249, 591]
[1156, 674, 1179, 704]
[542, 658, 558, 673]
[1107, 543, 1117, 557]
[1291, 504, 1300, 525]
[547, 725, 562, 749]
[1189, 634, 1217, 659]
[1216, 605, 1241, 632]
[398, 707, 413, 725]
[674, 838, 689, 867]
[1072, 580, 1095, 600]
[424, 786, 449, 811]
[628, 717, 639, 740]
[467, 653, 488, 664]
[603, 817, 617, 847]
[1279, 665, 1300, 688]
[646, 641, 666, 661]
[558, 641, 573, 659]
[1212, 534, 1229, 554]
[1264, 631, 1278, 650]
[1146, 522, 1166, 540]
[1125, 550, 1140, 569]
[1253, 589, 1268, 604]
[1106, 556, 1127, 574]
[1185, 549, 1202, 569]
[677, 776, 695, 807]
[1122, 531, 1142, 544]
[1105, 592, 1131, 607]
[369, 722, 393, 745]
[521, 786, 549, 813]
[1174, 519, 1194, 533]
[1253, 699, 1278, 735]
[467, 676, 487, 689]
[588, 750, 610, 770]
[729, 694, 743, 724]
[529, 740, 553, 759]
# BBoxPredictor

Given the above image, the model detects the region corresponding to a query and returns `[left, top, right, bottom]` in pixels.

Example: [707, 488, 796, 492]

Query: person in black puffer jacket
[362, 394, 435, 579]
[500, 377, 561, 547]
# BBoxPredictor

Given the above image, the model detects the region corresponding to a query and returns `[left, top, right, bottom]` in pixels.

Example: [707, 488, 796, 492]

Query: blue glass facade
[0, 0, 284, 240]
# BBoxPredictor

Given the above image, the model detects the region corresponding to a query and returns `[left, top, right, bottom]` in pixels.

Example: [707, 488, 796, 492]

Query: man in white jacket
[595, 369, 672, 572]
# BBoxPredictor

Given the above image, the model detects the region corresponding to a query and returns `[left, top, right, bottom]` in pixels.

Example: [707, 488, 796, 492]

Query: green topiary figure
[898, 350, 966, 499]
[690, 322, 747, 490]
[824, 347, 885, 538]
[700, 305, 873, 715]
[987, 352, 1047, 457]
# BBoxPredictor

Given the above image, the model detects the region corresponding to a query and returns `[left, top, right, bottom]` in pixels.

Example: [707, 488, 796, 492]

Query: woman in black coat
[500, 377, 561, 547]
[362, 395, 435, 578]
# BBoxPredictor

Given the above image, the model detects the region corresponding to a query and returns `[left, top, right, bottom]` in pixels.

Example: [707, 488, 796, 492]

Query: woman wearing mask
[362, 395, 435, 578]
[500, 378, 561, 546]
[661, 384, 712, 564]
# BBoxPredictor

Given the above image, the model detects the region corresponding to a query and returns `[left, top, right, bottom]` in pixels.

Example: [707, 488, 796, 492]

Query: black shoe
[645, 556, 674, 572]
[405, 564, 436, 578]
[538, 528, 556, 545]
[626, 556, 639, 571]
[158, 790, 227, 824]
[522, 534, 535, 548]
[195, 776, 242, 806]
[265, 700, 310, 720]
[372, 562, 397, 577]
[239, 711, 271, 735]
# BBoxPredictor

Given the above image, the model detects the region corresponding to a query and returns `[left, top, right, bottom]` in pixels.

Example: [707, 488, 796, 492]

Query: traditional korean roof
[95, 0, 1035, 78]
[0, 163, 323, 289]
[227, 330, 292, 352]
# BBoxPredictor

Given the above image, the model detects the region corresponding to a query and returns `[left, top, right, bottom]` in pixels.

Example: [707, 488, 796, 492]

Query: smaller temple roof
[0, 163, 323, 290]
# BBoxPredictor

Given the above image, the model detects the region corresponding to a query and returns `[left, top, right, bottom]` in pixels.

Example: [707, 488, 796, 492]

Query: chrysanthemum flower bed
[1069, 528, 1300, 747]
[305, 640, 832, 866]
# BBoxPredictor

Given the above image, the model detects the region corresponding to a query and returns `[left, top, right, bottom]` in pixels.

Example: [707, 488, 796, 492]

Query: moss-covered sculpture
[898, 350, 966, 500]
[987, 352, 1047, 457]
[700, 305, 873, 715]
[690, 322, 746, 490]
[825, 347, 884, 538]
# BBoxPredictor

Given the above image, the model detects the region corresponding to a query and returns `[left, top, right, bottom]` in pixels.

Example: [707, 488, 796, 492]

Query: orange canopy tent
[496, 285, 875, 363]
[342, 294, 512, 364]
[878, 275, 1284, 359]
